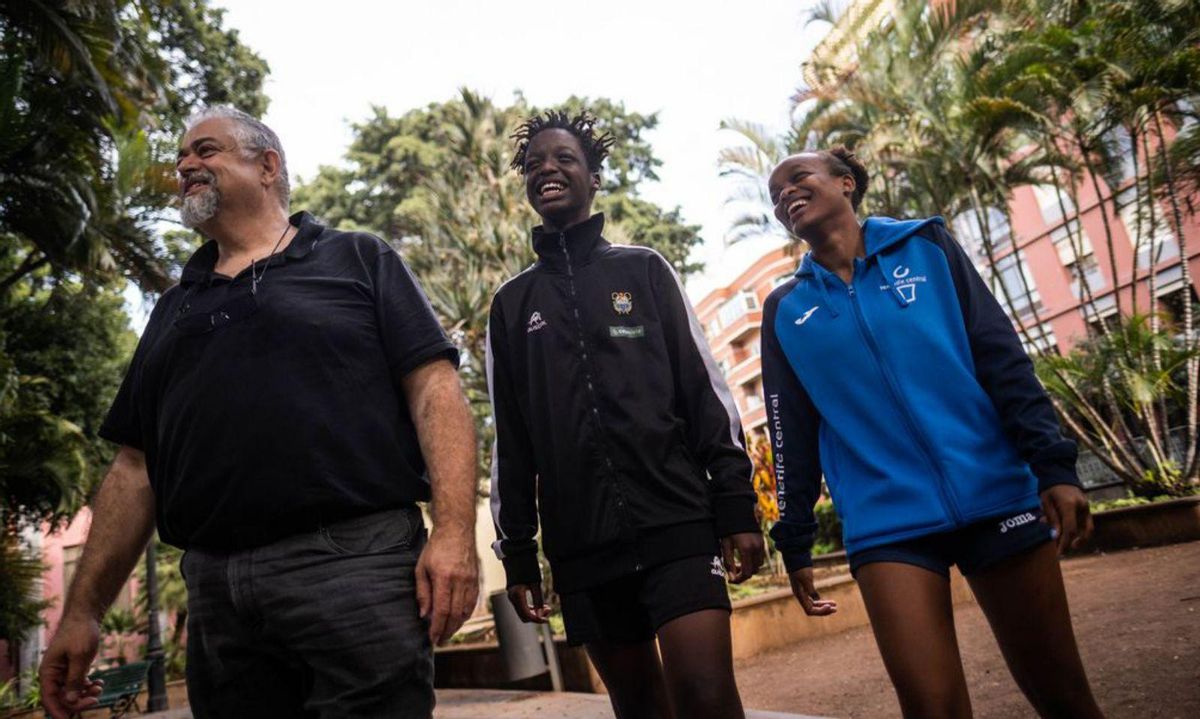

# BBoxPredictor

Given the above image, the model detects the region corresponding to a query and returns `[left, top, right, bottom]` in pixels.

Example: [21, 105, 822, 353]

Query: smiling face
[175, 117, 273, 229]
[522, 128, 600, 231]
[768, 153, 857, 239]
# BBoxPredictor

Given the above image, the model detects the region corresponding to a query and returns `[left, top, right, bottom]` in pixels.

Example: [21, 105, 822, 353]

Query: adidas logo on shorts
[710, 556, 725, 577]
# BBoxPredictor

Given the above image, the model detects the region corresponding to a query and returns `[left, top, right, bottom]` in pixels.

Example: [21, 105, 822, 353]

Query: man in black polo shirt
[38, 106, 479, 719]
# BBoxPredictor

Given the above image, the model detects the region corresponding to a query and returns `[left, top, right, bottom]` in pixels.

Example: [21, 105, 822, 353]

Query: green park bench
[73, 661, 151, 718]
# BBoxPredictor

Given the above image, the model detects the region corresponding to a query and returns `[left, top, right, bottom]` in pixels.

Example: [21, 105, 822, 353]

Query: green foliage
[0, 668, 40, 711]
[813, 500, 843, 555]
[99, 605, 139, 665]
[0, 276, 136, 527]
[0, 531, 48, 643]
[1090, 491, 1196, 513]
[0, 0, 269, 294]
[0, 280, 129, 643]
[1036, 313, 1198, 496]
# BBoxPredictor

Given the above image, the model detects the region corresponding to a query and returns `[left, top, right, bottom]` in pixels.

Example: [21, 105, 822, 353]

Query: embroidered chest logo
[611, 291, 633, 315]
[882, 264, 928, 304]
[527, 311, 547, 334]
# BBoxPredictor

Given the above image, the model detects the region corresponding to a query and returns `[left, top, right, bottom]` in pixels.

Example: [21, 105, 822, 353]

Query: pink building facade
[952, 163, 1200, 354]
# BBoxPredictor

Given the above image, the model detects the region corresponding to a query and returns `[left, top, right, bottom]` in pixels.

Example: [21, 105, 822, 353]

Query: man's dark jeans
[181, 506, 433, 718]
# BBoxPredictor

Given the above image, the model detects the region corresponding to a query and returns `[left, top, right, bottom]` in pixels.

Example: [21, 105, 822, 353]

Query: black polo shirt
[100, 212, 459, 550]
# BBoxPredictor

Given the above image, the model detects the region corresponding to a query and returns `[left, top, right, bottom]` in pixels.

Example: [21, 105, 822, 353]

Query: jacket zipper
[845, 272, 964, 525]
[558, 233, 642, 570]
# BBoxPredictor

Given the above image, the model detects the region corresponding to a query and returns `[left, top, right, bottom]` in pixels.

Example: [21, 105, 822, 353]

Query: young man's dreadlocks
[510, 110, 616, 174]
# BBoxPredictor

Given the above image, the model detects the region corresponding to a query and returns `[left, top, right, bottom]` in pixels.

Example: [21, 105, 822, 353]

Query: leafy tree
[0, 1, 268, 293]
[0, 0, 269, 657]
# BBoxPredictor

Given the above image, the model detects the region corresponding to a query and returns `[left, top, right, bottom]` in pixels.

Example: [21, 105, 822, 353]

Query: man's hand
[402, 359, 480, 646]
[1040, 484, 1094, 555]
[39, 615, 104, 719]
[415, 528, 479, 646]
[721, 531, 766, 584]
[39, 446, 155, 719]
[506, 583, 551, 624]
[788, 567, 838, 616]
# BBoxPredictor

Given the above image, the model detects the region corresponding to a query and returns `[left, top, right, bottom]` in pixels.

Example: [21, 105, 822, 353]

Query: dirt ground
[735, 541, 1200, 719]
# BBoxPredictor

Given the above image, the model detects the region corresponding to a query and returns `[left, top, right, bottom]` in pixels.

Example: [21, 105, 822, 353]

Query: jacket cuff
[502, 552, 542, 589]
[781, 547, 814, 573]
[1033, 458, 1083, 494]
[714, 494, 760, 537]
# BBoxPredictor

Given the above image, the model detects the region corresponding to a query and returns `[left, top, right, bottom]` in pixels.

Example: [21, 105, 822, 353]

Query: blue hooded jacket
[760, 217, 1081, 570]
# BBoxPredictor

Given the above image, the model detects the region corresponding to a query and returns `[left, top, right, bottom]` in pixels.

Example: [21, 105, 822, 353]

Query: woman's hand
[788, 567, 838, 616]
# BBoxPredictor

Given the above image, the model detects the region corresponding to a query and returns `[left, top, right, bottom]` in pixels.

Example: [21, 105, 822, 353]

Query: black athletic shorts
[559, 553, 732, 646]
[848, 507, 1054, 578]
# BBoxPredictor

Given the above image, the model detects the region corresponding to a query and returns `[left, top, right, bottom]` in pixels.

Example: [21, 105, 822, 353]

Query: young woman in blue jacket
[760, 147, 1104, 718]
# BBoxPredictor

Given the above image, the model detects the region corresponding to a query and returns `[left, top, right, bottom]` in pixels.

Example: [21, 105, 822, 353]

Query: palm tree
[716, 119, 791, 245]
[0, 1, 177, 292]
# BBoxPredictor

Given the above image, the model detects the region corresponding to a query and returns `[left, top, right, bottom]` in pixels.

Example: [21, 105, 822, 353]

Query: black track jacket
[486, 214, 758, 593]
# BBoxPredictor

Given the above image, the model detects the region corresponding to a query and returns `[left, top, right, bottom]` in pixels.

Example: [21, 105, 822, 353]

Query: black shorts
[559, 553, 732, 646]
[848, 507, 1054, 578]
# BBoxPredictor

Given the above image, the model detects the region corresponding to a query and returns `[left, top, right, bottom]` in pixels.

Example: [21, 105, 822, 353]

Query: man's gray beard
[181, 187, 220, 228]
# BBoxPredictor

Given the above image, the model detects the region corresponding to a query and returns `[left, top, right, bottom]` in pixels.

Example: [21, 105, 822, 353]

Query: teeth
[539, 182, 564, 196]
[788, 199, 809, 213]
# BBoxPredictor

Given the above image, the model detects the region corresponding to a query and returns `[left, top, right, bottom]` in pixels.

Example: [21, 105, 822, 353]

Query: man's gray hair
[185, 105, 290, 207]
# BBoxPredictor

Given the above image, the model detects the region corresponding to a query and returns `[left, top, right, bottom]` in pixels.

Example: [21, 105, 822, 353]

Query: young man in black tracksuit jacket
[486, 110, 764, 719]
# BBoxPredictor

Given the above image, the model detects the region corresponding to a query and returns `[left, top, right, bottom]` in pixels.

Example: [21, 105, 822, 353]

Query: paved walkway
[139, 690, 827, 719]
[434, 690, 828, 718]
[734, 541, 1200, 718]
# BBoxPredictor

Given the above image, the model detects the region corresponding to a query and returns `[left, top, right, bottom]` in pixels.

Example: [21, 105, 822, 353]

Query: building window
[1159, 286, 1200, 330]
[772, 273, 794, 289]
[989, 252, 1041, 318]
[1069, 255, 1108, 300]
[952, 208, 1011, 261]
[1050, 220, 1093, 264]
[1051, 220, 1105, 297]
[707, 318, 721, 339]
[1177, 98, 1197, 132]
[1115, 187, 1179, 267]
[1106, 126, 1138, 183]
[1031, 184, 1077, 227]
[1022, 322, 1059, 355]
[717, 290, 759, 329]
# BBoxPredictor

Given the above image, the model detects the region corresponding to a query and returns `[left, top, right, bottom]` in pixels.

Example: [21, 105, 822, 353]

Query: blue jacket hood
[794, 216, 947, 314]
[796, 216, 946, 278]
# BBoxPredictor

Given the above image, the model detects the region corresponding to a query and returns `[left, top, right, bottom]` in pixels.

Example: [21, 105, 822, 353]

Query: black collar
[180, 211, 324, 287]
[530, 213, 609, 272]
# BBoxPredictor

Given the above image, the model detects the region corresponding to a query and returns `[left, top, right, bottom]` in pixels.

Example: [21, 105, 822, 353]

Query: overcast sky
[200, 0, 824, 298]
